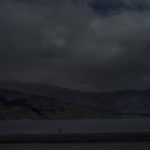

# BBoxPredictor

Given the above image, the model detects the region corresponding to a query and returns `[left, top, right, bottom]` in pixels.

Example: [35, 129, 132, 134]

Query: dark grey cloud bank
[0, 0, 150, 91]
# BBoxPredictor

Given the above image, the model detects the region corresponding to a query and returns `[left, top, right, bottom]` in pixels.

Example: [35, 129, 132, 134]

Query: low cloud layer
[0, 0, 150, 91]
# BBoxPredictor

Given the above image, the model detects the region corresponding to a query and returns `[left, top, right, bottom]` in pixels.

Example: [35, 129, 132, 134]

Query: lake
[1, 118, 150, 134]
[0, 118, 150, 148]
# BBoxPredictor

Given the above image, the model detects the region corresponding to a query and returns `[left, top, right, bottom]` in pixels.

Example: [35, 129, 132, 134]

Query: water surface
[0, 118, 150, 134]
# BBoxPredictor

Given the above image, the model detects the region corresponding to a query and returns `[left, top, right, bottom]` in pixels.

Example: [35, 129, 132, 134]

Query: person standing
[58, 128, 62, 134]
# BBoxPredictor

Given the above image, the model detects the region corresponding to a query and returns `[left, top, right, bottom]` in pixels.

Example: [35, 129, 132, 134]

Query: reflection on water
[0, 142, 150, 150]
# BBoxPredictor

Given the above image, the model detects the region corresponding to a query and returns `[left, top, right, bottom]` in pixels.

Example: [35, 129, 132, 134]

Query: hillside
[0, 88, 101, 119]
[0, 83, 150, 119]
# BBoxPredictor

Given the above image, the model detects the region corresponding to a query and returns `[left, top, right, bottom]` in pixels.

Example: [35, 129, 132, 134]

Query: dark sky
[0, 0, 150, 91]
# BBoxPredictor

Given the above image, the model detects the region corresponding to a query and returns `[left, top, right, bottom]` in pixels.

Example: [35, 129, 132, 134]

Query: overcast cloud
[0, 0, 150, 91]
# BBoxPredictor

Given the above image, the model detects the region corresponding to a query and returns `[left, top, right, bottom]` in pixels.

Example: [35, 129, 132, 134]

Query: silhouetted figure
[58, 128, 62, 134]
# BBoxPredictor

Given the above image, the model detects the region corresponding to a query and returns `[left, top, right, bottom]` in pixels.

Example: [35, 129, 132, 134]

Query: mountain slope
[0, 83, 150, 119]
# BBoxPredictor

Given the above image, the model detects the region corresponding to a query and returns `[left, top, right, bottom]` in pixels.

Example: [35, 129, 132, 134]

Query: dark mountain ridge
[0, 82, 150, 119]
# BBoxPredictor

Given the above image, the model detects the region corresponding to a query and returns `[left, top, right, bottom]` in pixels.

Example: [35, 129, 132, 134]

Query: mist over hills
[0, 0, 150, 91]
[0, 0, 150, 119]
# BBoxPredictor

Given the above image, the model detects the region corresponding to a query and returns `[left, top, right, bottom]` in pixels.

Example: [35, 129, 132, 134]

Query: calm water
[1, 118, 150, 134]
[0, 142, 150, 150]
[0, 118, 150, 150]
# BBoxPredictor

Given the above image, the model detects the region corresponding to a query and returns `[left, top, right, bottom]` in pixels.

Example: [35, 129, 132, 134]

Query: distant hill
[0, 81, 102, 106]
[0, 88, 100, 119]
[0, 82, 150, 119]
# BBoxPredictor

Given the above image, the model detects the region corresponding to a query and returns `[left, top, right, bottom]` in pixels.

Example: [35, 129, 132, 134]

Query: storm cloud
[0, 0, 150, 91]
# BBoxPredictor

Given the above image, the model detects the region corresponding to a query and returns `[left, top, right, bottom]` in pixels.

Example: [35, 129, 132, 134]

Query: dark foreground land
[1, 142, 150, 150]
[1, 132, 150, 143]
